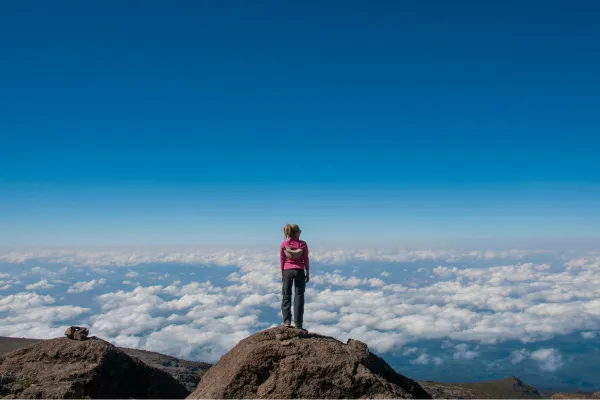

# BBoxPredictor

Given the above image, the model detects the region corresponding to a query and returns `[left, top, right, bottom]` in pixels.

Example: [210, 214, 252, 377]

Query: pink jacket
[280, 237, 309, 275]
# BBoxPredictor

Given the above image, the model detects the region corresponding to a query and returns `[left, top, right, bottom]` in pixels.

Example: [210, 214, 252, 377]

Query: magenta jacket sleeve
[303, 243, 310, 274]
[280, 243, 285, 274]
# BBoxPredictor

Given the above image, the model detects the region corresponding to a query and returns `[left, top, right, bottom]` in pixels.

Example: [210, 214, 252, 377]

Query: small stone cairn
[64, 326, 89, 341]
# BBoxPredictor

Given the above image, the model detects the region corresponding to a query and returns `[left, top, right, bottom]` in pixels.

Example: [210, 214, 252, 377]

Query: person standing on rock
[280, 223, 310, 330]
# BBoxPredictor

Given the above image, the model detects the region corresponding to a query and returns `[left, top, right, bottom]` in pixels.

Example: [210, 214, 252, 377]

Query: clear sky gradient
[1, 0, 599, 246]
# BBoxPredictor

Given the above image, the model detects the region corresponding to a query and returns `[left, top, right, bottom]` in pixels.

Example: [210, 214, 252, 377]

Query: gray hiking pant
[281, 269, 305, 325]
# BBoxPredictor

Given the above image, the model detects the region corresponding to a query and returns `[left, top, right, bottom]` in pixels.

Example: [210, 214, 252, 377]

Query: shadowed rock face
[187, 326, 431, 399]
[0, 337, 189, 399]
[121, 347, 212, 393]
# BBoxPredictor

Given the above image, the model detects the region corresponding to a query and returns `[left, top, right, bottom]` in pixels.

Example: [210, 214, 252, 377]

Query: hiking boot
[281, 320, 291, 327]
[294, 322, 303, 330]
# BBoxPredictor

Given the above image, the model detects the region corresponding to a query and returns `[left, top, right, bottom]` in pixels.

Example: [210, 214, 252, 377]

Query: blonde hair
[283, 224, 301, 239]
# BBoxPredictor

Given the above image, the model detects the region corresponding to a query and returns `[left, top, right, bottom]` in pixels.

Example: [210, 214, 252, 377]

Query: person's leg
[281, 269, 294, 326]
[293, 269, 306, 329]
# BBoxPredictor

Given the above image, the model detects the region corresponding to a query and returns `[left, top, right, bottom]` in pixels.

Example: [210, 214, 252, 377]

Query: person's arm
[280, 243, 285, 276]
[303, 243, 310, 281]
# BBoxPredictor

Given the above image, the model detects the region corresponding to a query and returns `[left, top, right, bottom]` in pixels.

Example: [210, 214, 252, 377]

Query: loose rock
[64, 326, 89, 341]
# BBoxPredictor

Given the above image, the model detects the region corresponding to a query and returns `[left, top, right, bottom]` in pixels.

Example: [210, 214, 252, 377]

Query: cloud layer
[0, 247, 599, 372]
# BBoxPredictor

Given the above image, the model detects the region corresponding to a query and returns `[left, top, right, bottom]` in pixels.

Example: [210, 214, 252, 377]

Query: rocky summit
[0, 336, 189, 399]
[187, 326, 432, 399]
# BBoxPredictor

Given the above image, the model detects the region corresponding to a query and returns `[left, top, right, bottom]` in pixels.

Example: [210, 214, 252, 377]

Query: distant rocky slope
[419, 376, 541, 399]
[549, 392, 600, 399]
[0, 337, 40, 355]
[0, 336, 189, 399]
[187, 326, 431, 399]
[121, 347, 212, 393]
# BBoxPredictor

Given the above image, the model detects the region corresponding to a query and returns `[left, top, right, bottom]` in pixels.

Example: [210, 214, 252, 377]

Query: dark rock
[121, 347, 212, 393]
[0, 336, 189, 399]
[64, 326, 89, 341]
[187, 326, 431, 399]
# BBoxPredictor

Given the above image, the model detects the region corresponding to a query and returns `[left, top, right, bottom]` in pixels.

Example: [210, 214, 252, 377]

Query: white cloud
[410, 353, 444, 366]
[402, 347, 419, 356]
[306, 310, 339, 323]
[0, 293, 55, 312]
[530, 348, 563, 372]
[311, 273, 386, 289]
[92, 267, 115, 275]
[142, 324, 252, 363]
[86, 282, 270, 361]
[451, 343, 479, 360]
[67, 278, 107, 293]
[411, 354, 430, 365]
[368, 278, 385, 287]
[25, 279, 55, 290]
[510, 349, 530, 364]
[581, 331, 597, 339]
[507, 348, 564, 372]
[0, 293, 89, 338]
[125, 271, 140, 278]
[239, 293, 278, 307]
[31, 266, 56, 275]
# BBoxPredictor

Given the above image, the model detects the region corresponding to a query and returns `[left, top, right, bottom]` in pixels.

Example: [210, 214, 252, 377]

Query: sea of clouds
[0, 246, 599, 390]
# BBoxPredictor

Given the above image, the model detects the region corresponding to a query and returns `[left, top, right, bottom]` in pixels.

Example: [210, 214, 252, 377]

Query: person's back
[281, 236, 309, 272]
[279, 224, 309, 330]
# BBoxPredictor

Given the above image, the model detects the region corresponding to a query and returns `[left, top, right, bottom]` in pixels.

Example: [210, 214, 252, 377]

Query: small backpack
[284, 246, 304, 259]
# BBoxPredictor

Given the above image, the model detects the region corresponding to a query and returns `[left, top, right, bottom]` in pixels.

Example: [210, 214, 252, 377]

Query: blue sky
[1, 0, 600, 245]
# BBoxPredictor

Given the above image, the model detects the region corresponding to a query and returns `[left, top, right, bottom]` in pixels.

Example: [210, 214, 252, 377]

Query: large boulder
[0, 336, 189, 399]
[187, 326, 431, 399]
[0, 336, 211, 394]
